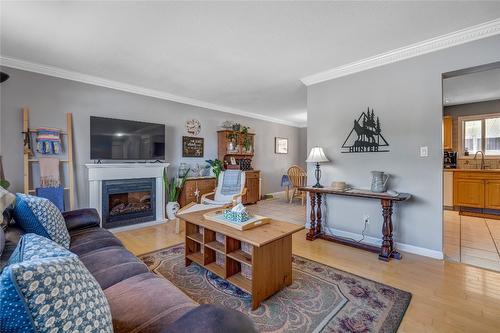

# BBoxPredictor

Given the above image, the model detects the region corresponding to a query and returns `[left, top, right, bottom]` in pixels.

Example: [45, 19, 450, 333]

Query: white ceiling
[443, 68, 500, 106]
[1, 2, 500, 127]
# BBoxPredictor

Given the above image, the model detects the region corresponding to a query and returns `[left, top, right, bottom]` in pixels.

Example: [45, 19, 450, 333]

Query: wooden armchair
[201, 170, 247, 206]
[287, 165, 307, 205]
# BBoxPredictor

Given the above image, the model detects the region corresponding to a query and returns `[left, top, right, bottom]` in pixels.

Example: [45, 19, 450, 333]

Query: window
[459, 114, 500, 156]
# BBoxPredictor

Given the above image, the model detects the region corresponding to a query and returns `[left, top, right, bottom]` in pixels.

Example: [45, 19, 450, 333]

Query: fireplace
[102, 178, 156, 229]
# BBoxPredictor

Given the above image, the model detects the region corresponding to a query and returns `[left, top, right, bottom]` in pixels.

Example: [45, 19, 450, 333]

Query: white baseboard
[264, 190, 287, 197]
[323, 227, 444, 260]
[108, 219, 166, 233]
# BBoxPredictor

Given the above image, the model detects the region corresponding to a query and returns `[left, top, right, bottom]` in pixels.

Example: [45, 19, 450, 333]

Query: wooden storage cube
[226, 257, 252, 293]
[226, 237, 253, 266]
[186, 222, 203, 243]
[204, 228, 225, 253]
[185, 238, 203, 266]
[204, 247, 225, 278]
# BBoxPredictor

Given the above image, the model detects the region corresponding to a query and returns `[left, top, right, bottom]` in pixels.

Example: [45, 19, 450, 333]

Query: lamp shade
[306, 147, 329, 163]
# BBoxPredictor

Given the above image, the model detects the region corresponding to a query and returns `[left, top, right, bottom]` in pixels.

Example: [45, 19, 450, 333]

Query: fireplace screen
[102, 178, 156, 229]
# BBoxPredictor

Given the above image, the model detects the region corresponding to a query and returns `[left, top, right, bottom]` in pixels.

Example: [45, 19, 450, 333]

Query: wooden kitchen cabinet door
[443, 116, 453, 150]
[485, 180, 500, 210]
[453, 178, 484, 208]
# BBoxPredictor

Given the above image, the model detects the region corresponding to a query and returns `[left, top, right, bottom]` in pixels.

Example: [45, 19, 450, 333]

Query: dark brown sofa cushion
[69, 226, 124, 255]
[162, 304, 257, 333]
[78, 246, 149, 290]
[104, 272, 197, 333]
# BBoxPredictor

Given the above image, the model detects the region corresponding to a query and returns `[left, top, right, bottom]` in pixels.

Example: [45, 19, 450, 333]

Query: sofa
[1, 208, 257, 333]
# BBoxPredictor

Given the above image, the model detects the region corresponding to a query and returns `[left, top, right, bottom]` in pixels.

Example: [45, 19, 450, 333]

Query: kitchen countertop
[443, 168, 500, 172]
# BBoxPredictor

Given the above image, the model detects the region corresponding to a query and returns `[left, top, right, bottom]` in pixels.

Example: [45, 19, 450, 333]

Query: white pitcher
[371, 171, 390, 193]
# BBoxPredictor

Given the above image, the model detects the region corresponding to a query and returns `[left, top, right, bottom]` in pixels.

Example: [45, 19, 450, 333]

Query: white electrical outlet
[363, 215, 370, 224]
[420, 146, 428, 157]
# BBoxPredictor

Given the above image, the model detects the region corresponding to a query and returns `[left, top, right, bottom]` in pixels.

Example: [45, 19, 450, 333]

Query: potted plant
[206, 159, 223, 184]
[164, 168, 190, 220]
[241, 126, 252, 153]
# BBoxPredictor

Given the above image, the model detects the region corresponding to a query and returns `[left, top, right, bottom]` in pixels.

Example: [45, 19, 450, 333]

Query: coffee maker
[444, 151, 457, 169]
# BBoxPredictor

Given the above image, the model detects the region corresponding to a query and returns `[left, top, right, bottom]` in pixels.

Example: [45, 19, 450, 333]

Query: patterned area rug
[140, 245, 411, 333]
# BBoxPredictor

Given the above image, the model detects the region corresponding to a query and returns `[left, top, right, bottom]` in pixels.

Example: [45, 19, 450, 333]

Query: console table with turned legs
[299, 187, 411, 261]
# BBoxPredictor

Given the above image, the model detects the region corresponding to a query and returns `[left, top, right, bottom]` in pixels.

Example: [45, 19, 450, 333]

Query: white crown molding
[301, 18, 500, 86]
[0, 56, 302, 127]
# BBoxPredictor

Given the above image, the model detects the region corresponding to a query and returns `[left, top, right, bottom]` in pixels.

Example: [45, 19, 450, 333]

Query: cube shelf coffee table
[177, 209, 304, 309]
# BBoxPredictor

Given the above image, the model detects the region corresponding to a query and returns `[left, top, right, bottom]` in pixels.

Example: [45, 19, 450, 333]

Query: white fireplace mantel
[85, 163, 169, 231]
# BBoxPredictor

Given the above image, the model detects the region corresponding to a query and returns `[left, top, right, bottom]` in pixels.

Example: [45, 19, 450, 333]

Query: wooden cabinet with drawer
[179, 177, 216, 207]
[243, 170, 260, 204]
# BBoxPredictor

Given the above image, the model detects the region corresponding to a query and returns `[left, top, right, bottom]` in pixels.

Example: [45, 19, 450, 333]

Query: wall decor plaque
[182, 136, 204, 157]
[341, 108, 389, 153]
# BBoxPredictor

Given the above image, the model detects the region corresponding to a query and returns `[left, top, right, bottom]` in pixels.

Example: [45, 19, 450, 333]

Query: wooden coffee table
[177, 209, 304, 309]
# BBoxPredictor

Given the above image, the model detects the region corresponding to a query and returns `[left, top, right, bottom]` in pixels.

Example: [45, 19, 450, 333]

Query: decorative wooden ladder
[22, 107, 75, 210]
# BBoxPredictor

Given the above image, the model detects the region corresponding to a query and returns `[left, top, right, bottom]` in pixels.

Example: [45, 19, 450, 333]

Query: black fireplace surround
[102, 178, 156, 229]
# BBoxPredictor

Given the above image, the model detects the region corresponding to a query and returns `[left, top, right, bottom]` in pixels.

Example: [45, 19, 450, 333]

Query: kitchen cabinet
[485, 180, 500, 210]
[453, 170, 500, 210]
[454, 178, 484, 208]
[443, 116, 453, 150]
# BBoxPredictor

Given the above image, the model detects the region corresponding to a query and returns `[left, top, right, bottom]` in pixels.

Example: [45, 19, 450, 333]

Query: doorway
[442, 62, 500, 271]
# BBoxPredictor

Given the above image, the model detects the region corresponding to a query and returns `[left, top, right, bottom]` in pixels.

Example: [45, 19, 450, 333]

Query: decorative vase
[166, 201, 180, 220]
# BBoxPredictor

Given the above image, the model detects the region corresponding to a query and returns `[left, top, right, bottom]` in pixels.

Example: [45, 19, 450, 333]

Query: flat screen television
[90, 116, 165, 160]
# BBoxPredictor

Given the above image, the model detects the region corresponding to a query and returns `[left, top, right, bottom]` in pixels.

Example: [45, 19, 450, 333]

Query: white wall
[0, 67, 303, 208]
[307, 35, 500, 256]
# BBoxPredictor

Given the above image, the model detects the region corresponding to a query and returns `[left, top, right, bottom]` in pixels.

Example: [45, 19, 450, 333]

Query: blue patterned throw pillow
[12, 194, 70, 249]
[0, 255, 113, 333]
[8, 233, 74, 265]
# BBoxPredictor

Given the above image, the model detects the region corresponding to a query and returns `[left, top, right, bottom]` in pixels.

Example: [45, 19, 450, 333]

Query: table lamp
[306, 147, 329, 188]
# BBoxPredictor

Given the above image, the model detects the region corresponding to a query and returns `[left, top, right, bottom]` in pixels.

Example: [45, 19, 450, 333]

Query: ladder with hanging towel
[22, 107, 75, 210]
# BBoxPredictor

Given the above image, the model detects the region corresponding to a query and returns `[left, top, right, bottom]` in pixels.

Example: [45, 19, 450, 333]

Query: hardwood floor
[115, 196, 500, 333]
[444, 210, 500, 271]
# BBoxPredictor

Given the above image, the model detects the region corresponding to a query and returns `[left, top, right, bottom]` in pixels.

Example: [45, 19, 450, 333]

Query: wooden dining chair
[287, 165, 307, 205]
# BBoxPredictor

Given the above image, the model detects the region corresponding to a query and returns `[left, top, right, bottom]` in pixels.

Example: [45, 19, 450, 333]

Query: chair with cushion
[201, 170, 246, 206]
[287, 165, 307, 205]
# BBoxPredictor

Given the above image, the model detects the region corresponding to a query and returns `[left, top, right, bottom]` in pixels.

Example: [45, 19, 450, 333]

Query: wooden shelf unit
[181, 209, 303, 309]
[22, 108, 75, 210]
[185, 220, 254, 293]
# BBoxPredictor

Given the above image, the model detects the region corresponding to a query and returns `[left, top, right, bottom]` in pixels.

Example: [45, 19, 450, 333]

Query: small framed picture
[275, 137, 288, 154]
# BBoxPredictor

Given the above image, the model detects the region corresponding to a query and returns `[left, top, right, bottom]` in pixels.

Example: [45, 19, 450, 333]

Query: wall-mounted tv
[90, 116, 165, 160]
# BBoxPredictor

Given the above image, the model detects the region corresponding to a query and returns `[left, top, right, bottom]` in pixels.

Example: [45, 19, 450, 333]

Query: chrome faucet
[473, 151, 485, 170]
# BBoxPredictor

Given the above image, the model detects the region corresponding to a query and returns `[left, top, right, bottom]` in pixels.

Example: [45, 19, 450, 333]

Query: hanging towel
[36, 127, 62, 154]
[36, 187, 65, 211]
[39, 157, 60, 187]
[220, 170, 242, 195]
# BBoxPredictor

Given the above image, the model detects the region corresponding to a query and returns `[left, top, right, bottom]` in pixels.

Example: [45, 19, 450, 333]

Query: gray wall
[0, 67, 302, 207]
[298, 127, 308, 169]
[444, 99, 500, 151]
[307, 35, 500, 254]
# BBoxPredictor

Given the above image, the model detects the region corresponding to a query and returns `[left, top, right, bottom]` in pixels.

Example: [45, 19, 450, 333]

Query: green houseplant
[164, 168, 190, 220]
[206, 159, 223, 184]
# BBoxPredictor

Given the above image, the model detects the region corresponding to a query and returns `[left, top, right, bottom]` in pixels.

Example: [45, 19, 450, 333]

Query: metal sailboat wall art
[341, 107, 389, 153]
